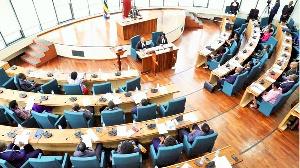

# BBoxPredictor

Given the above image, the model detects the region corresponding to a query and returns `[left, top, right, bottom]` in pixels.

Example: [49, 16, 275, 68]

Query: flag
[103, 0, 109, 18]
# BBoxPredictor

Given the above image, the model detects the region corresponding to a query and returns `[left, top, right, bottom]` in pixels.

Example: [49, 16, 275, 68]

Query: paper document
[157, 123, 168, 134]
[250, 85, 263, 95]
[266, 76, 276, 83]
[165, 120, 176, 130]
[25, 96, 36, 111]
[272, 68, 283, 74]
[77, 73, 85, 79]
[86, 129, 99, 142]
[132, 92, 147, 104]
[254, 83, 266, 91]
[113, 96, 122, 105]
[126, 129, 135, 137]
[15, 130, 31, 144]
[81, 134, 92, 147]
[213, 156, 232, 168]
[181, 163, 192, 168]
[183, 112, 198, 122]
[103, 93, 114, 101]
[82, 98, 91, 106]
[158, 86, 168, 94]
[117, 126, 127, 137]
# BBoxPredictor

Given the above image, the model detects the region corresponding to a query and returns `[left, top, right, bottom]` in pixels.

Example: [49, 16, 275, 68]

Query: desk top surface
[136, 43, 179, 59]
[116, 16, 158, 26]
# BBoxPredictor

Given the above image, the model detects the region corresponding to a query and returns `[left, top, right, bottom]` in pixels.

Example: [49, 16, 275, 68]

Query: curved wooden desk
[196, 14, 236, 67]
[239, 22, 293, 107]
[0, 110, 204, 151]
[5, 65, 139, 90]
[209, 20, 261, 85]
[0, 83, 179, 115]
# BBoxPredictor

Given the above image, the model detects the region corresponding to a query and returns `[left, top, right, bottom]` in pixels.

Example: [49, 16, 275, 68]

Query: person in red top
[261, 29, 273, 42]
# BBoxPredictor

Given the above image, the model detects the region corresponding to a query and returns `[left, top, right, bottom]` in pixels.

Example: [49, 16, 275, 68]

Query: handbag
[204, 81, 215, 93]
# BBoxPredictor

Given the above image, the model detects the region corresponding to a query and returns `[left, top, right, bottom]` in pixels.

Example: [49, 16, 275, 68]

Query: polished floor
[9, 19, 299, 168]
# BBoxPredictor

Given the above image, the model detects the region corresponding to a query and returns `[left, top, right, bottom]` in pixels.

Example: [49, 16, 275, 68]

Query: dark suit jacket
[225, 74, 239, 84]
[156, 37, 168, 46]
[280, 81, 295, 93]
[135, 41, 147, 50]
[286, 68, 298, 76]
[282, 5, 294, 16]
[270, 2, 280, 14]
[19, 78, 34, 91]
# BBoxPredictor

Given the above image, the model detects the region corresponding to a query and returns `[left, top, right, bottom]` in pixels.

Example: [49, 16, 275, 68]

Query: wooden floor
[9, 20, 299, 168]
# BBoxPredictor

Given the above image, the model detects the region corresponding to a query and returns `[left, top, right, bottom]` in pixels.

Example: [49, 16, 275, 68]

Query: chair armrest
[111, 150, 116, 168]
[123, 114, 125, 124]
[54, 115, 67, 129]
[87, 115, 95, 128]
[159, 103, 166, 116]
[131, 48, 138, 60]
[183, 135, 192, 149]
[139, 154, 142, 168]
[150, 144, 157, 165]
[62, 153, 71, 168]
[100, 151, 106, 168]
[2, 77, 17, 90]
[38, 153, 43, 158]
[22, 117, 39, 128]
[20, 160, 32, 168]
[118, 86, 126, 93]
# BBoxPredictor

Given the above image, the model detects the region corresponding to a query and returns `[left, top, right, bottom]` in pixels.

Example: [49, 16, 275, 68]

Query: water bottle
[135, 87, 138, 92]
[133, 119, 136, 128]
[18, 124, 23, 131]
[156, 83, 160, 89]
[55, 68, 58, 73]
[215, 149, 220, 157]
[88, 69, 91, 74]
[155, 118, 158, 125]
[128, 65, 130, 71]
[99, 68, 101, 73]
[58, 125, 63, 132]
[200, 156, 205, 164]
[51, 90, 54, 96]
[103, 122, 106, 130]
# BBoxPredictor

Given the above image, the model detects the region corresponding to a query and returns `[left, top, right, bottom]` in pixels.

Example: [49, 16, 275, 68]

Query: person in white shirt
[68, 71, 89, 94]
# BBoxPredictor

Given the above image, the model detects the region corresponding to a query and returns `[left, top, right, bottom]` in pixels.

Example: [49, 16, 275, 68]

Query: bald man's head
[141, 37, 145, 43]
[290, 62, 298, 69]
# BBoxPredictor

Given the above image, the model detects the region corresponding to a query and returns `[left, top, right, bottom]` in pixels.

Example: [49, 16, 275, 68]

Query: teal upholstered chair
[235, 23, 248, 36]
[31, 111, 67, 129]
[62, 84, 83, 95]
[260, 17, 269, 28]
[159, 97, 186, 117]
[112, 150, 142, 168]
[64, 110, 94, 128]
[101, 109, 125, 126]
[2, 104, 39, 128]
[183, 132, 218, 158]
[0, 158, 15, 168]
[41, 79, 61, 94]
[224, 6, 231, 14]
[233, 18, 246, 31]
[24, 153, 71, 168]
[257, 82, 299, 117]
[0, 107, 12, 124]
[93, 82, 113, 94]
[150, 143, 183, 167]
[245, 62, 261, 84]
[70, 154, 106, 168]
[222, 71, 248, 96]
[0, 68, 12, 87]
[133, 103, 157, 122]
[287, 18, 297, 32]
[227, 41, 238, 61]
[151, 31, 163, 47]
[118, 77, 141, 92]
[208, 47, 229, 70]
[259, 36, 278, 56]
[130, 35, 140, 60]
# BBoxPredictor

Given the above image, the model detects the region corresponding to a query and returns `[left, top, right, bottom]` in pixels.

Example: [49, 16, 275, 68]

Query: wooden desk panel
[278, 103, 299, 132]
[165, 145, 242, 168]
[5, 66, 139, 90]
[116, 17, 157, 40]
[1, 110, 205, 151]
[0, 83, 179, 115]
[0, 61, 10, 70]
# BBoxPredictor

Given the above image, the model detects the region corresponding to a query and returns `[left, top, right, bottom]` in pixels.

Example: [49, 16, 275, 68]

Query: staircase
[185, 11, 203, 29]
[21, 37, 57, 67]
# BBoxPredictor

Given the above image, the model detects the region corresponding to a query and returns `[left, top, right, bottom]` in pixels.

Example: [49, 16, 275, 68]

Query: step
[30, 44, 48, 53]
[21, 55, 41, 67]
[26, 50, 44, 59]
[34, 37, 53, 47]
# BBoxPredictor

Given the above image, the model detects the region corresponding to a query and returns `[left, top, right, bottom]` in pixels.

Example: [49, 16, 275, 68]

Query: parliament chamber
[0, 0, 299, 167]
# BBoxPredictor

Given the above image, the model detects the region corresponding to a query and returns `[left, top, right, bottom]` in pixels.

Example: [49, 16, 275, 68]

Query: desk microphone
[65, 134, 75, 140]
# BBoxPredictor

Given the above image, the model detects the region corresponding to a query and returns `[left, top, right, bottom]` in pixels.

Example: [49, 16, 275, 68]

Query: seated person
[261, 29, 273, 42]
[152, 135, 177, 152]
[203, 46, 226, 69]
[135, 37, 147, 51]
[242, 61, 254, 72]
[251, 82, 282, 108]
[18, 73, 41, 92]
[252, 44, 270, 59]
[128, 6, 140, 18]
[116, 140, 141, 154]
[131, 98, 150, 115]
[280, 74, 298, 93]
[217, 67, 243, 89]
[9, 100, 31, 120]
[102, 101, 119, 111]
[156, 33, 168, 46]
[281, 62, 299, 81]
[261, 24, 274, 36]
[224, 34, 239, 47]
[293, 35, 299, 46]
[0, 140, 42, 168]
[178, 123, 214, 143]
[74, 141, 103, 160]
[68, 71, 88, 95]
[72, 103, 93, 120]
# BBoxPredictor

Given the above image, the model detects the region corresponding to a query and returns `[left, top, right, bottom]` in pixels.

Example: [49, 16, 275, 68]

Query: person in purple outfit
[152, 135, 177, 152]
[178, 123, 214, 143]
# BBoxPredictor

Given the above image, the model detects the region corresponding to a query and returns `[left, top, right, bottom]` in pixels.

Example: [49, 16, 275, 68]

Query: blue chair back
[259, 52, 269, 69]
[101, 109, 125, 126]
[165, 97, 186, 116]
[127, 77, 141, 92]
[260, 17, 269, 28]
[246, 62, 261, 83]
[233, 18, 246, 30]
[41, 79, 61, 94]
[2, 104, 23, 125]
[0, 68, 10, 86]
[2, 77, 17, 90]
[222, 71, 248, 96]
[229, 41, 238, 56]
[112, 152, 141, 168]
[136, 104, 157, 122]
[151, 31, 163, 47]
[13, 75, 22, 91]
[70, 156, 100, 168]
[130, 35, 141, 60]
[93, 82, 113, 94]
[271, 23, 277, 31]
[26, 158, 62, 168]
[63, 84, 83, 95]
[64, 110, 88, 128]
[237, 23, 248, 35]
[190, 133, 218, 157]
[31, 111, 55, 129]
[0, 107, 10, 124]
[0, 158, 14, 168]
[224, 6, 231, 14]
[208, 48, 229, 71]
[287, 18, 295, 30]
[156, 144, 183, 166]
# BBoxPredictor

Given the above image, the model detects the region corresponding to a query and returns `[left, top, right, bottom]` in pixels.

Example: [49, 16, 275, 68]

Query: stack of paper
[117, 126, 127, 137]
[165, 120, 176, 130]
[86, 129, 99, 142]
[250, 85, 263, 95]
[126, 129, 135, 137]
[213, 156, 232, 168]
[272, 68, 283, 74]
[158, 86, 168, 94]
[113, 96, 122, 105]
[183, 112, 198, 122]
[266, 76, 276, 83]
[157, 123, 168, 134]
[82, 98, 91, 106]
[254, 83, 266, 91]
[81, 134, 92, 147]
[15, 130, 31, 144]
[132, 92, 147, 104]
[103, 93, 114, 101]
[181, 163, 192, 168]
[25, 96, 36, 111]
[101, 74, 108, 81]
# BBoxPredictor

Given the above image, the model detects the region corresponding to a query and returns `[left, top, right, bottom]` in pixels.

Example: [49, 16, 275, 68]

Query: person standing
[230, 0, 240, 15]
[268, 0, 280, 24]
[280, 1, 294, 23]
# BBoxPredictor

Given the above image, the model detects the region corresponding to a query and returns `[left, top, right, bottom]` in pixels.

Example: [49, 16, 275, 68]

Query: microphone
[65, 134, 75, 140]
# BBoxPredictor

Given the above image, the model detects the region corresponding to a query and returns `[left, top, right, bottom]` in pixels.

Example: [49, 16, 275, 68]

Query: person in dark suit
[217, 67, 243, 89]
[18, 73, 41, 92]
[135, 37, 147, 50]
[0, 141, 42, 168]
[242, 61, 254, 73]
[268, 0, 280, 24]
[252, 44, 270, 59]
[280, 1, 294, 23]
[280, 74, 297, 93]
[230, 0, 240, 15]
[203, 46, 226, 69]
[156, 33, 168, 46]
[178, 123, 214, 143]
[73, 142, 103, 160]
[281, 62, 298, 81]
[131, 98, 150, 115]
[128, 6, 140, 18]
